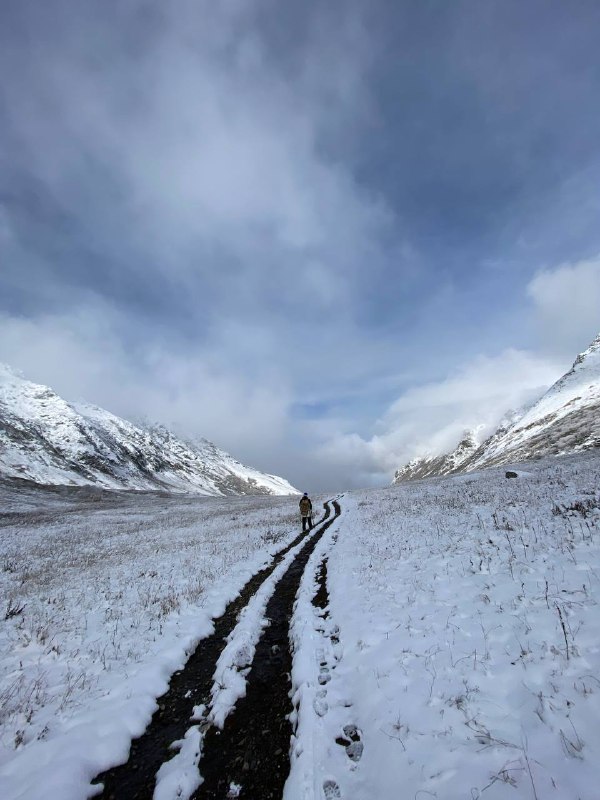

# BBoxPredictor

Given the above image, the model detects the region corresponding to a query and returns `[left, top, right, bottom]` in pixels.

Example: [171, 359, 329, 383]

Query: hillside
[395, 333, 600, 483]
[0, 365, 297, 496]
[393, 429, 480, 482]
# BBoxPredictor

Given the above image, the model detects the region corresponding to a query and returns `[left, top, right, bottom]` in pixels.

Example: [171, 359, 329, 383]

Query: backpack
[299, 497, 311, 515]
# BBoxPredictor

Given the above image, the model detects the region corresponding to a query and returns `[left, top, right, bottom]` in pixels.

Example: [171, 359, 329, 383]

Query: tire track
[191, 500, 341, 800]
[92, 504, 333, 800]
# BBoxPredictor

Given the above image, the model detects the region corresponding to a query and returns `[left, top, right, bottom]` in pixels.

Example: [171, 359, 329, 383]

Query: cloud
[0, 2, 405, 486]
[0, 0, 390, 324]
[318, 348, 563, 484]
[2, 3, 600, 494]
[0, 308, 291, 459]
[0, 205, 13, 245]
[313, 257, 600, 487]
[312, 255, 600, 486]
[527, 257, 600, 357]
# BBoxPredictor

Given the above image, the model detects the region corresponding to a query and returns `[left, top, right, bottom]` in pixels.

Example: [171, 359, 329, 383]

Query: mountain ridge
[394, 333, 600, 483]
[0, 365, 298, 496]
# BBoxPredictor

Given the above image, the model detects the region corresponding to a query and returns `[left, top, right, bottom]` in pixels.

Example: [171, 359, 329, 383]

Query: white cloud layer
[316, 348, 564, 484]
[311, 258, 600, 487]
[1, 253, 598, 490]
[0, 309, 290, 459]
[527, 256, 600, 357]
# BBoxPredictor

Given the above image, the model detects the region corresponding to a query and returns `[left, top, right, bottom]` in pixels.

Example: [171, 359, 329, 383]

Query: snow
[286, 502, 343, 800]
[395, 332, 600, 482]
[0, 487, 304, 800]
[285, 452, 600, 799]
[153, 725, 204, 800]
[2, 450, 600, 799]
[207, 527, 320, 730]
[472, 334, 600, 465]
[394, 428, 483, 482]
[152, 510, 328, 800]
[0, 364, 298, 496]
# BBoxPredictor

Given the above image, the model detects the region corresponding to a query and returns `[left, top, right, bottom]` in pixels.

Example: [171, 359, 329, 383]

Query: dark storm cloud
[362, 1, 600, 241]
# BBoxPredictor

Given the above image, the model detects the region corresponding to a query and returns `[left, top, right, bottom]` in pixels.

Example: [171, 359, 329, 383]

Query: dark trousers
[302, 515, 312, 531]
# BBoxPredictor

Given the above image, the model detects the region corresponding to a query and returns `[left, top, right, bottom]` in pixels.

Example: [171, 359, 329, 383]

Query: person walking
[299, 492, 313, 531]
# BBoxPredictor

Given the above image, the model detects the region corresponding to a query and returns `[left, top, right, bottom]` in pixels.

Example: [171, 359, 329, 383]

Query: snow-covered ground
[2, 450, 600, 800]
[287, 452, 600, 800]
[153, 519, 330, 800]
[0, 483, 307, 799]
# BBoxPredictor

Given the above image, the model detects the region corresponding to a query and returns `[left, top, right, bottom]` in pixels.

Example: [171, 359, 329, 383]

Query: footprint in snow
[328, 624, 340, 646]
[318, 672, 331, 685]
[323, 779, 342, 799]
[313, 689, 328, 717]
[335, 724, 364, 763]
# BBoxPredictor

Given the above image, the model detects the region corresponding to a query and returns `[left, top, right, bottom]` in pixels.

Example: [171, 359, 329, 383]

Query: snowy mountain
[393, 429, 481, 482]
[0, 365, 298, 495]
[394, 333, 600, 482]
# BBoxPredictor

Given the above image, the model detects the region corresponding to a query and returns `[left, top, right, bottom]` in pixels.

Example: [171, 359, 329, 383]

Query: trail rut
[93, 500, 340, 800]
[192, 501, 340, 799]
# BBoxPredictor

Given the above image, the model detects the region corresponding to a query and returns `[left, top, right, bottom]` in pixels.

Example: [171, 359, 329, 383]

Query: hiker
[299, 492, 313, 531]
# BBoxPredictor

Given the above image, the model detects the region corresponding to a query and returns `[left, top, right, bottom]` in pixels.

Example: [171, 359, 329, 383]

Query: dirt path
[191, 500, 340, 799]
[93, 500, 340, 800]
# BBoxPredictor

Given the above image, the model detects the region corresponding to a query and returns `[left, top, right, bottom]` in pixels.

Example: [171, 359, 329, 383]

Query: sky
[1, 0, 600, 492]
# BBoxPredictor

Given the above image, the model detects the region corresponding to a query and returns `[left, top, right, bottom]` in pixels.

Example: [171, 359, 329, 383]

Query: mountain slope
[0, 365, 297, 495]
[465, 333, 600, 469]
[394, 333, 600, 483]
[393, 429, 481, 482]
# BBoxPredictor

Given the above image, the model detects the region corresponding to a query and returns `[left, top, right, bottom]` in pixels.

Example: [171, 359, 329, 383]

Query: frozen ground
[0, 481, 306, 799]
[2, 451, 600, 800]
[286, 452, 600, 800]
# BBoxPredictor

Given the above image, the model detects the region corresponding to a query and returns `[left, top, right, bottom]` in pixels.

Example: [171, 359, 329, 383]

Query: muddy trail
[93, 500, 340, 800]
[191, 500, 340, 799]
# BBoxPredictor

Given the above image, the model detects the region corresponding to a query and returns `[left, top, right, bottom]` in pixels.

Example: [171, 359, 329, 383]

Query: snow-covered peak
[1, 369, 97, 460]
[393, 427, 481, 483]
[0, 366, 298, 496]
[577, 330, 600, 358]
[394, 333, 600, 482]
[548, 331, 600, 395]
[474, 332, 600, 463]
